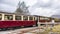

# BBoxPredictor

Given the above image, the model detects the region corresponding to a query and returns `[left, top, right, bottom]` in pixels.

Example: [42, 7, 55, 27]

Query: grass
[37, 25, 60, 34]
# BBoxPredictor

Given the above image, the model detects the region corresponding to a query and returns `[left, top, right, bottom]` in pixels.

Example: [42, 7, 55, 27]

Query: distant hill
[51, 15, 60, 18]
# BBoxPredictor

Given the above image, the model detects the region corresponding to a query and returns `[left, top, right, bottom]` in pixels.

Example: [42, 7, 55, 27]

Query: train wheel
[33, 25, 36, 27]
[1, 28, 7, 31]
[0, 28, 2, 31]
[21, 26, 24, 28]
[12, 26, 21, 29]
[7, 27, 15, 30]
[7, 28, 11, 30]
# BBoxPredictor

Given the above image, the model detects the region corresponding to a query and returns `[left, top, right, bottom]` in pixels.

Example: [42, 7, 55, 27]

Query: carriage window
[15, 16, 21, 20]
[0, 14, 2, 20]
[34, 17, 38, 20]
[23, 16, 28, 20]
[40, 17, 44, 20]
[4, 15, 13, 20]
[29, 17, 33, 20]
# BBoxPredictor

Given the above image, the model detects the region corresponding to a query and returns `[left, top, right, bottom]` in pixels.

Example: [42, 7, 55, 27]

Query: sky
[0, 0, 60, 17]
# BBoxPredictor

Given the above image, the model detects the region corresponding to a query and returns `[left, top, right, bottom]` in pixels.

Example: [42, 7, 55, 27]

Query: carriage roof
[0, 11, 36, 17]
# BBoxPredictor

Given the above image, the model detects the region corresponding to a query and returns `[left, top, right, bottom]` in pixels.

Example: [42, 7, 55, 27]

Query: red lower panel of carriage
[0, 21, 36, 28]
[39, 20, 51, 22]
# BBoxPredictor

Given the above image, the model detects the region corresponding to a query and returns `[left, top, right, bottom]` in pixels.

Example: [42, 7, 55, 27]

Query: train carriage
[0, 12, 38, 30]
[0, 12, 55, 31]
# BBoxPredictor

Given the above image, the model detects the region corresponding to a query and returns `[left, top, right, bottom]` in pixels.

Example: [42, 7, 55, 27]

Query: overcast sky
[0, 0, 60, 17]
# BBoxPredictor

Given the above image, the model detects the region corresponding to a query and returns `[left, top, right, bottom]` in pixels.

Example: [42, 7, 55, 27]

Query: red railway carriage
[0, 12, 37, 30]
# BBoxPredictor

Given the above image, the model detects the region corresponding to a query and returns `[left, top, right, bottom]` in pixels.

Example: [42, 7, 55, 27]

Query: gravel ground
[0, 27, 39, 34]
[0, 27, 53, 34]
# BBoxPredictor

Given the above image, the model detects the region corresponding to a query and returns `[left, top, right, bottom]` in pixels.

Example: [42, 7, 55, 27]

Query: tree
[15, 1, 30, 15]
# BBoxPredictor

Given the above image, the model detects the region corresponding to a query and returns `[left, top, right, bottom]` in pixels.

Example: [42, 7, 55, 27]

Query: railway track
[8, 27, 41, 34]
[0, 26, 37, 31]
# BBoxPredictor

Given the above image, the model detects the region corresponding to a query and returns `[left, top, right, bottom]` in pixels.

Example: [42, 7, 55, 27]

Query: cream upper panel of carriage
[14, 15, 33, 21]
[0, 13, 35, 21]
[40, 16, 50, 20]
[0, 14, 13, 21]
[22, 15, 35, 21]
[3, 13, 14, 21]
